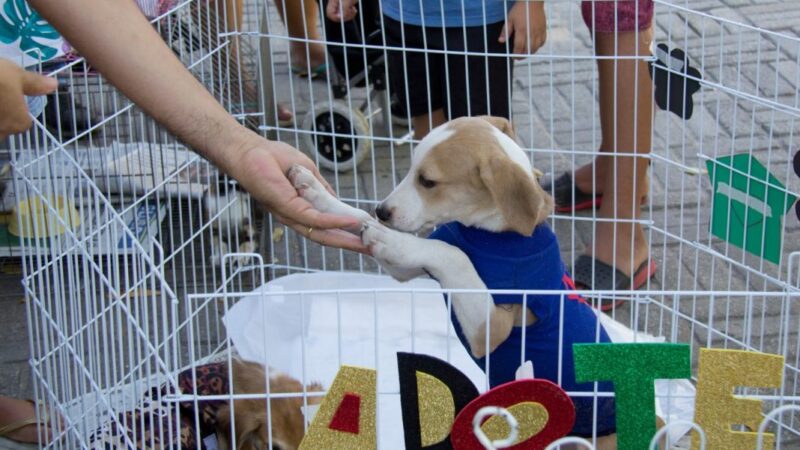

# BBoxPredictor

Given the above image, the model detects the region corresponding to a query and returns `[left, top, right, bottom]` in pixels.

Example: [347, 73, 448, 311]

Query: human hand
[326, 0, 358, 22]
[0, 59, 58, 140]
[229, 137, 369, 254]
[499, 1, 547, 59]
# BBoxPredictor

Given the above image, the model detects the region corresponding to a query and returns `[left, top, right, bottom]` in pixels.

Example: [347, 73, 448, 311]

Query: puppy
[289, 116, 635, 448]
[215, 359, 323, 450]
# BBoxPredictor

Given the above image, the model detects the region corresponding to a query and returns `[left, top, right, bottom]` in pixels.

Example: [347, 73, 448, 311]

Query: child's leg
[384, 17, 446, 140]
[274, 0, 326, 69]
[444, 22, 513, 121]
[412, 109, 447, 139]
[573, 0, 654, 195]
[586, 26, 654, 277]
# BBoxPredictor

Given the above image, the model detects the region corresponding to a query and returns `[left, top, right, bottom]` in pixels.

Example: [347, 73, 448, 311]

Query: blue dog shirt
[428, 222, 616, 436]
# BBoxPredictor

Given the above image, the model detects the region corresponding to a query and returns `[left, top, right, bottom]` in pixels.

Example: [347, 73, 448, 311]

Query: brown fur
[420, 117, 553, 236]
[215, 359, 323, 450]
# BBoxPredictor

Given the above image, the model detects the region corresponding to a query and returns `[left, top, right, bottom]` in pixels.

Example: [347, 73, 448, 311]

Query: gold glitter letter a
[299, 365, 377, 450]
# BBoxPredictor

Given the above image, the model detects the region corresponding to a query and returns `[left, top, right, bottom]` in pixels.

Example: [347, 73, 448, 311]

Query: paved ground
[1, 0, 799, 448]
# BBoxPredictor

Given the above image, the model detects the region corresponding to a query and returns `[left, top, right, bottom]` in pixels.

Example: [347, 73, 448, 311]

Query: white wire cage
[4, 0, 800, 448]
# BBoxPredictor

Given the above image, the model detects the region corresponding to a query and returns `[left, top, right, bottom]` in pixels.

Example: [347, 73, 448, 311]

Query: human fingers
[21, 71, 57, 96]
[0, 91, 32, 138]
[326, 0, 343, 21]
[279, 215, 370, 254]
[498, 21, 512, 44]
[513, 20, 528, 56]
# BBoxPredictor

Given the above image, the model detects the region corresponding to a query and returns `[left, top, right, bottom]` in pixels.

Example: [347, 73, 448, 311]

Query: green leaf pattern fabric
[0, 0, 62, 64]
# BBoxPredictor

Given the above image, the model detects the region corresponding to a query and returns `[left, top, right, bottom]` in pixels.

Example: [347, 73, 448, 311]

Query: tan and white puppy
[288, 117, 666, 449]
[289, 116, 551, 358]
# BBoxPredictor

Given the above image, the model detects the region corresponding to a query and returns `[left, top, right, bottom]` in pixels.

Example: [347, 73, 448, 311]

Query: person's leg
[445, 22, 512, 120]
[584, 25, 653, 278]
[412, 109, 447, 139]
[274, 0, 326, 71]
[0, 396, 54, 444]
[385, 17, 446, 140]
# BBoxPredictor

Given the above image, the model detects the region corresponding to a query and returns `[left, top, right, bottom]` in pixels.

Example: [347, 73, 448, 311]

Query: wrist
[215, 125, 265, 176]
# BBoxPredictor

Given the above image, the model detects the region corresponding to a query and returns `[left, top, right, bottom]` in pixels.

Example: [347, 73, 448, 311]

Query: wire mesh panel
[5, 0, 800, 448]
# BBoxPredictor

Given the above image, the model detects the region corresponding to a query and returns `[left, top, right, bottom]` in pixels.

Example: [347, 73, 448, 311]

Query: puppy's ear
[476, 115, 517, 142]
[480, 154, 553, 235]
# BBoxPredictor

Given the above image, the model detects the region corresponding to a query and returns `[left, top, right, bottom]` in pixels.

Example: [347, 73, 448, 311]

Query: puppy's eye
[418, 174, 437, 189]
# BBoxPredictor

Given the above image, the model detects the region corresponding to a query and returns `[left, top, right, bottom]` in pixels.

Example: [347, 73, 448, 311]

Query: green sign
[706, 154, 797, 264]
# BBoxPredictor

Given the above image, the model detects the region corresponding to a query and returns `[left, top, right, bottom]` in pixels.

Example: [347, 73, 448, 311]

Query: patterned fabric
[89, 363, 230, 450]
[581, 0, 654, 33]
[0, 0, 64, 67]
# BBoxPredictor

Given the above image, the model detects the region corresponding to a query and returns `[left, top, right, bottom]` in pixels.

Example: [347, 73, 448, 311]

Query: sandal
[0, 399, 54, 445]
[571, 255, 657, 311]
[543, 173, 602, 213]
[544, 172, 649, 213]
[291, 63, 328, 79]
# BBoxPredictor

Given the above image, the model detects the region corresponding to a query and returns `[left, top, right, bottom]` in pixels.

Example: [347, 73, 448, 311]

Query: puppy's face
[376, 116, 553, 235]
[216, 360, 323, 450]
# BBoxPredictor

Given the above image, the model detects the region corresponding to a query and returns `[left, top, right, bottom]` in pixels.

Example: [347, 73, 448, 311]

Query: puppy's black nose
[375, 204, 392, 222]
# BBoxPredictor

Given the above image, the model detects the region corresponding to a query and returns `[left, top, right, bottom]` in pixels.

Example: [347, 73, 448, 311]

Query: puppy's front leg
[287, 165, 372, 224]
[362, 224, 513, 358]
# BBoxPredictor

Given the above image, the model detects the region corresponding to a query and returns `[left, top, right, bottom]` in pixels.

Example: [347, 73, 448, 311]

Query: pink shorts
[581, 0, 654, 33]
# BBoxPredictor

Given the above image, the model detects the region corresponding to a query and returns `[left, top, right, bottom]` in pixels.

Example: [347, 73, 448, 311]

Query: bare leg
[580, 27, 653, 279]
[412, 108, 447, 140]
[274, 0, 327, 70]
[0, 396, 60, 444]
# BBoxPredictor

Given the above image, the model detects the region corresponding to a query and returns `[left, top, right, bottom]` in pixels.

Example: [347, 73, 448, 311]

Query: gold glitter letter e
[693, 349, 783, 450]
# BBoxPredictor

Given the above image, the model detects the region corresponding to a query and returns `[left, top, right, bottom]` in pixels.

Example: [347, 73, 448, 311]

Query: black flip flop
[572, 255, 657, 311]
[543, 173, 602, 213]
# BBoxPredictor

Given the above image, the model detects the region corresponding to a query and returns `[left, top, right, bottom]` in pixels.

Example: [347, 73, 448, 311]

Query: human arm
[27, 0, 368, 253]
[499, 1, 547, 57]
[0, 58, 57, 140]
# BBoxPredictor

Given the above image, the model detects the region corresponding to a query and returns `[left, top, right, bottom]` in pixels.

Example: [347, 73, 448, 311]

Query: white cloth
[223, 272, 486, 448]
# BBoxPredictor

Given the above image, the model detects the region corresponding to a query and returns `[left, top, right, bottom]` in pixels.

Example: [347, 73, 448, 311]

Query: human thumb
[21, 71, 57, 96]
[499, 21, 512, 43]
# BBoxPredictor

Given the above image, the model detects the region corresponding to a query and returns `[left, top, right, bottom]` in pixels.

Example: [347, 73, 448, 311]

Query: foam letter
[451, 379, 575, 450]
[573, 343, 690, 450]
[397, 352, 480, 449]
[693, 348, 783, 450]
[299, 365, 376, 449]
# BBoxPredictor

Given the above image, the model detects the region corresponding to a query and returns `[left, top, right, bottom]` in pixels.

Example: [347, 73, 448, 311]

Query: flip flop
[291, 63, 328, 79]
[543, 172, 648, 213]
[0, 399, 53, 445]
[543, 172, 602, 213]
[571, 255, 657, 311]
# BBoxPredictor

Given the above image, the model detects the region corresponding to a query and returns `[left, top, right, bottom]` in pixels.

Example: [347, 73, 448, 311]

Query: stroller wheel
[301, 102, 372, 172]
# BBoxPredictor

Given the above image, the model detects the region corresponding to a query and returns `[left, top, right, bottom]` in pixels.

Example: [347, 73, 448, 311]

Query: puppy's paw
[287, 164, 326, 206]
[362, 222, 423, 270]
